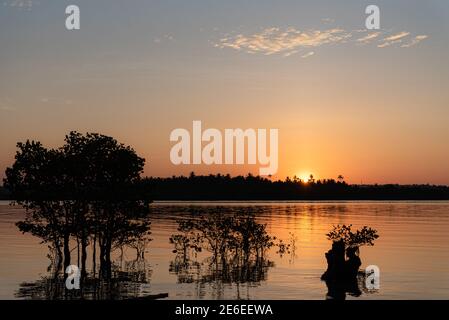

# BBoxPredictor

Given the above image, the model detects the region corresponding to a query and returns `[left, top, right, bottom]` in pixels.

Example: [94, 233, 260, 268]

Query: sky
[1, 0, 449, 184]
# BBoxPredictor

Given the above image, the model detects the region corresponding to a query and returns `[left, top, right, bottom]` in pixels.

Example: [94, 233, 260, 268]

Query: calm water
[1, 200, 449, 300]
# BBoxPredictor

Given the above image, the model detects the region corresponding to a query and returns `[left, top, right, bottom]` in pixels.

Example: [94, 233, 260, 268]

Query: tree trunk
[99, 241, 106, 278]
[92, 233, 97, 278]
[56, 244, 63, 271]
[77, 237, 80, 267]
[63, 232, 71, 278]
[105, 237, 112, 280]
[81, 236, 88, 279]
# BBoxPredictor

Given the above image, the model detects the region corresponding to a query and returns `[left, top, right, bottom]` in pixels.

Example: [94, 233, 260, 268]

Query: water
[1, 200, 449, 300]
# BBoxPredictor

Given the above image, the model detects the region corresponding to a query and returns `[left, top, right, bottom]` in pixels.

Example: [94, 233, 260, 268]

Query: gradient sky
[1, 0, 449, 184]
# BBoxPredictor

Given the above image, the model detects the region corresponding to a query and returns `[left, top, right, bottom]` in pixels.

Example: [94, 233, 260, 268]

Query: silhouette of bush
[326, 224, 379, 248]
[169, 211, 278, 291]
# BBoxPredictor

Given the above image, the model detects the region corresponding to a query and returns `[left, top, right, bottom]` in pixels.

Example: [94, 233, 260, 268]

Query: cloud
[378, 31, 412, 48]
[401, 35, 429, 48]
[356, 32, 381, 44]
[384, 32, 410, 42]
[153, 34, 175, 44]
[283, 50, 298, 57]
[3, 0, 36, 10]
[378, 42, 399, 48]
[301, 51, 315, 59]
[321, 18, 335, 24]
[216, 27, 352, 56]
[216, 24, 429, 57]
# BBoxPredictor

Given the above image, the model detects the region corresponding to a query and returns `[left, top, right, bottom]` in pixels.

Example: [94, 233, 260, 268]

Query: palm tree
[308, 174, 315, 183]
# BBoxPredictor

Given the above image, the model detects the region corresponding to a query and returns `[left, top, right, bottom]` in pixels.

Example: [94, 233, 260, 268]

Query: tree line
[143, 173, 449, 200]
[4, 171, 449, 201]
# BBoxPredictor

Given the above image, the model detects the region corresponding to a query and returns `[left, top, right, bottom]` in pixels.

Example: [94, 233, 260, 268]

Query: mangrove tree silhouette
[321, 224, 379, 300]
[168, 210, 288, 298]
[3, 132, 153, 299]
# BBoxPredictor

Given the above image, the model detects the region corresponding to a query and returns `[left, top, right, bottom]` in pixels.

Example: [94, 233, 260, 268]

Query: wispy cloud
[301, 51, 315, 59]
[283, 50, 298, 57]
[321, 18, 335, 24]
[356, 32, 381, 44]
[401, 35, 428, 48]
[216, 27, 352, 56]
[384, 32, 410, 42]
[153, 34, 175, 44]
[3, 0, 37, 10]
[216, 22, 429, 57]
[378, 31, 411, 48]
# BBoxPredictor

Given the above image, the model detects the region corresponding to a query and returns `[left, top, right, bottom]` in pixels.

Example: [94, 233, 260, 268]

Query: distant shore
[141, 175, 449, 200]
[2, 174, 449, 201]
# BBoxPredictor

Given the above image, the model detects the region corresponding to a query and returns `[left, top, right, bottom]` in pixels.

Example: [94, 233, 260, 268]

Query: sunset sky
[1, 0, 449, 184]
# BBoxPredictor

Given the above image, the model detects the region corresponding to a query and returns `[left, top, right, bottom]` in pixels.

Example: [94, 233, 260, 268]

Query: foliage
[3, 131, 152, 280]
[169, 211, 279, 287]
[171, 212, 275, 262]
[326, 224, 379, 248]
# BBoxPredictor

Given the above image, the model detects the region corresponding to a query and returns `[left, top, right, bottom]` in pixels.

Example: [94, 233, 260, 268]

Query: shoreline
[2, 199, 449, 203]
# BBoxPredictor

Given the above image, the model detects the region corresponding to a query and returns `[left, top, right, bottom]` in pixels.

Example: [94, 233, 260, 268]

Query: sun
[296, 172, 312, 182]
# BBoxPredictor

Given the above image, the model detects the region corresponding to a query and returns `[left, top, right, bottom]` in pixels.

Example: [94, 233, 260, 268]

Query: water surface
[1, 201, 449, 299]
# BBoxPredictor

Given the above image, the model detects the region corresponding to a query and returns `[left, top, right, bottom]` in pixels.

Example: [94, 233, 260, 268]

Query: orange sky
[1, 1, 449, 185]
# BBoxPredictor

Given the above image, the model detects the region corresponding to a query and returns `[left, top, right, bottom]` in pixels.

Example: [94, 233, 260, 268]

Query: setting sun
[296, 172, 313, 182]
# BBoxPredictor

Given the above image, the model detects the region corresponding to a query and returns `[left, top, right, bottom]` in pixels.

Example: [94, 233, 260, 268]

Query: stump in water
[321, 240, 345, 282]
[322, 225, 378, 300]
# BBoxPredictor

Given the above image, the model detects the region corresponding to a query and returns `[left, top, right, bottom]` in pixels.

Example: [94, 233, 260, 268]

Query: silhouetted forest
[0, 186, 8, 200]
[141, 173, 449, 200]
[3, 172, 449, 200]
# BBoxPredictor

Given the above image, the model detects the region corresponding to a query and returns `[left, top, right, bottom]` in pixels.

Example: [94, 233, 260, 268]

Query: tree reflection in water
[169, 210, 285, 299]
[16, 245, 153, 300]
